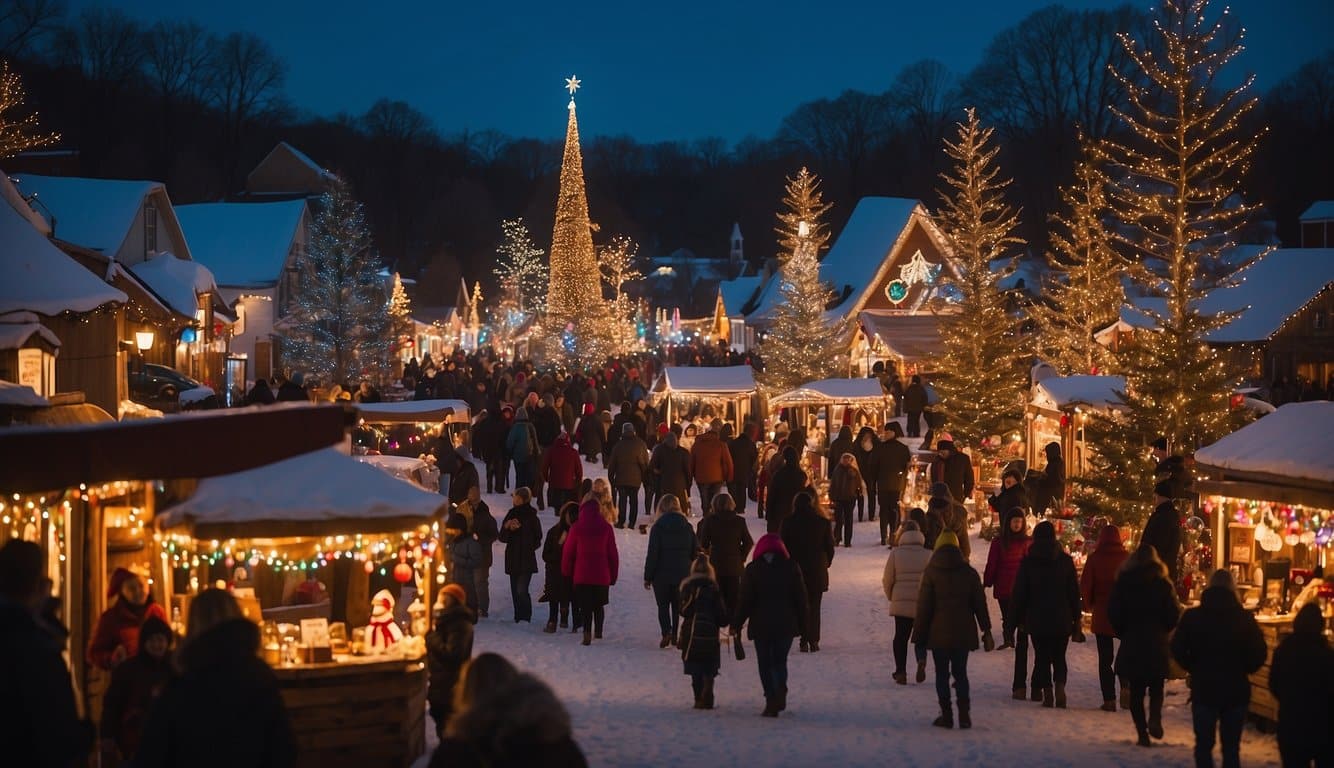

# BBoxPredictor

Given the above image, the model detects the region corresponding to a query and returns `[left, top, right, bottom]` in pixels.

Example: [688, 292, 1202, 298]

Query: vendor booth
[1195, 400, 1334, 725]
[769, 378, 891, 477]
[1025, 374, 1127, 478]
[156, 447, 448, 768]
[650, 365, 757, 426]
[354, 398, 471, 458]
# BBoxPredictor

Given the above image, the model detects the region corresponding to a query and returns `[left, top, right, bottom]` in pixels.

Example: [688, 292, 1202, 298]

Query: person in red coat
[1081, 524, 1129, 711]
[88, 568, 169, 670]
[541, 433, 584, 515]
[562, 500, 620, 646]
[983, 507, 1033, 699]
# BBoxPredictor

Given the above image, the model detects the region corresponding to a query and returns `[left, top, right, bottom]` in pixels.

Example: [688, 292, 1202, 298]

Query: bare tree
[779, 89, 891, 198]
[361, 98, 436, 146]
[0, 0, 63, 58]
[207, 31, 285, 186]
[889, 59, 961, 149]
[55, 7, 143, 86]
[144, 20, 214, 106]
[456, 128, 510, 165]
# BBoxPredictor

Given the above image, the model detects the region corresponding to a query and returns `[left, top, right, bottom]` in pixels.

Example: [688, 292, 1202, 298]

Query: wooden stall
[649, 365, 757, 427]
[769, 378, 891, 478]
[354, 398, 472, 459]
[1025, 374, 1126, 478]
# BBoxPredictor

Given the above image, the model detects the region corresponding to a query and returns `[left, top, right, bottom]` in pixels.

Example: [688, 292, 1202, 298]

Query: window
[144, 201, 158, 255]
[1315, 309, 1328, 332]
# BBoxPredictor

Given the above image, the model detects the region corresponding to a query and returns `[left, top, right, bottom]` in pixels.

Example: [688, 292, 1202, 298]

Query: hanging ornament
[885, 279, 909, 305]
[364, 559, 375, 575]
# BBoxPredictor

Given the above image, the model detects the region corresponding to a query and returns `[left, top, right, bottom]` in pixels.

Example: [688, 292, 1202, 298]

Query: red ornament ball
[393, 561, 414, 584]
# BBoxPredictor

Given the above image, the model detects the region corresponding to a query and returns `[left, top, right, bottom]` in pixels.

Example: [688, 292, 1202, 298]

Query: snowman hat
[372, 589, 395, 611]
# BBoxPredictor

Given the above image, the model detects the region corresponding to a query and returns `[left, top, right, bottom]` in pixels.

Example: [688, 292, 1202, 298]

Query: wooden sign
[1228, 524, 1255, 565]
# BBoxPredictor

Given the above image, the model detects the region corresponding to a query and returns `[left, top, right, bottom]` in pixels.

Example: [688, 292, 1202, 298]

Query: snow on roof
[996, 255, 1048, 294]
[129, 253, 218, 317]
[769, 378, 887, 407]
[1032, 375, 1127, 412]
[0, 312, 60, 350]
[12, 174, 161, 253]
[0, 186, 127, 316]
[1300, 201, 1334, 221]
[356, 398, 471, 424]
[1120, 248, 1334, 342]
[651, 366, 756, 397]
[176, 200, 306, 287]
[0, 380, 50, 407]
[718, 276, 761, 315]
[858, 312, 947, 362]
[156, 447, 446, 537]
[1195, 401, 1334, 483]
[279, 141, 332, 178]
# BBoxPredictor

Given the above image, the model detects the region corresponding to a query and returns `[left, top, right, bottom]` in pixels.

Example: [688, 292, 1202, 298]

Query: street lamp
[135, 330, 155, 352]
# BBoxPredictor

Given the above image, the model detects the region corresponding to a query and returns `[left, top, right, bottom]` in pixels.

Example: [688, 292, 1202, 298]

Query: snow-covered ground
[418, 456, 1282, 767]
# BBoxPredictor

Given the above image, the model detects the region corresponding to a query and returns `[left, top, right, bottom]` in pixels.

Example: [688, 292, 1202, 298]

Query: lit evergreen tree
[930, 108, 1029, 459]
[493, 218, 547, 314]
[774, 166, 831, 266]
[597, 234, 643, 355]
[0, 61, 59, 158]
[281, 178, 391, 385]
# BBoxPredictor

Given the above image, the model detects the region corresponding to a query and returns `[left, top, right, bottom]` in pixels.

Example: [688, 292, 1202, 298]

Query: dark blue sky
[80, 0, 1332, 143]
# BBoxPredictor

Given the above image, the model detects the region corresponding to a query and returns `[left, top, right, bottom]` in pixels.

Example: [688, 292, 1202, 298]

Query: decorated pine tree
[0, 61, 59, 158]
[387, 271, 413, 350]
[930, 108, 1029, 459]
[1030, 140, 1123, 376]
[758, 168, 845, 391]
[282, 179, 392, 384]
[493, 218, 548, 314]
[597, 234, 643, 355]
[1077, 0, 1262, 525]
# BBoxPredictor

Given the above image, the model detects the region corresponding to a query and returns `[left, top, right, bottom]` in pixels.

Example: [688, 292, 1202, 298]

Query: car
[128, 363, 207, 403]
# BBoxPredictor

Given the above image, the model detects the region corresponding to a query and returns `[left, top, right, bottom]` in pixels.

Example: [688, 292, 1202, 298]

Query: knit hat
[1032, 520, 1056, 540]
[1153, 480, 1173, 498]
[935, 530, 960, 549]
[439, 583, 468, 606]
[138, 615, 172, 645]
[107, 567, 137, 598]
[936, 439, 955, 452]
[515, 407, 529, 421]
[622, 422, 636, 435]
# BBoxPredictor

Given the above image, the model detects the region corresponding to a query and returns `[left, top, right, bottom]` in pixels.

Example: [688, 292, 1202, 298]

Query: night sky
[76, 0, 1333, 143]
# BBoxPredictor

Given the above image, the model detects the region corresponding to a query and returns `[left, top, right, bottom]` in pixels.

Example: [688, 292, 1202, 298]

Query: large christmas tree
[281, 179, 391, 384]
[930, 108, 1029, 457]
[758, 167, 845, 392]
[1078, 0, 1262, 524]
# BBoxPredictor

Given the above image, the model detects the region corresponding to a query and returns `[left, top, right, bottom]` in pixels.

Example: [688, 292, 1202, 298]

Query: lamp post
[135, 330, 155, 379]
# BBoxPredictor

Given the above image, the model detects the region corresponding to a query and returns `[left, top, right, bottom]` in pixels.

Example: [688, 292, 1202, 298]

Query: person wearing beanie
[505, 406, 541, 491]
[929, 484, 971, 561]
[1269, 603, 1334, 767]
[984, 506, 1035, 698]
[88, 568, 168, 670]
[100, 615, 172, 761]
[426, 583, 476, 736]
[913, 525, 993, 729]
[1010, 521, 1083, 709]
[1141, 481, 1183, 585]
[1171, 570, 1267, 767]
[608, 422, 650, 529]
[731, 533, 808, 717]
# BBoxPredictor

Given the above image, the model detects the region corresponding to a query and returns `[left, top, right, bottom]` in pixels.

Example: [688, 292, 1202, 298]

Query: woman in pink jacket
[562, 499, 620, 646]
[983, 506, 1035, 699]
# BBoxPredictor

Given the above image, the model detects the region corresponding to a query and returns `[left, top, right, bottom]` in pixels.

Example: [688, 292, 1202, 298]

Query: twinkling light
[0, 61, 60, 158]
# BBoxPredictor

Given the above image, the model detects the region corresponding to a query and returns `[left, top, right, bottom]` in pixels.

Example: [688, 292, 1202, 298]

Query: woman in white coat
[882, 520, 933, 685]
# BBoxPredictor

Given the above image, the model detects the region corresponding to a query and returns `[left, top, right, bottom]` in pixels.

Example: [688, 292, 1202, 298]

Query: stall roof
[1195, 401, 1334, 487]
[770, 378, 888, 407]
[0, 311, 61, 351]
[158, 448, 446, 539]
[0, 380, 50, 407]
[355, 398, 470, 424]
[0, 404, 351, 492]
[651, 366, 756, 397]
[858, 312, 947, 362]
[1032, 375, 1128, 412]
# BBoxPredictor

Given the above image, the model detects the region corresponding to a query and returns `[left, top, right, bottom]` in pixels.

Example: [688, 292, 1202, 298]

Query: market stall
[354, 454, 440, 493]
[649, 365, 757, 426]
[1025, 374, 1127, 478]
[354, 398, 471, 458]
[1195, 400, 1334, 724]
[156, 447, 448, 768]
[769, 378, 891, 477]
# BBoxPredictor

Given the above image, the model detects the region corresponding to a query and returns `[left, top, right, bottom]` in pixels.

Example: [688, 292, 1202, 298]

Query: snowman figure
[365, 589, 404, 653]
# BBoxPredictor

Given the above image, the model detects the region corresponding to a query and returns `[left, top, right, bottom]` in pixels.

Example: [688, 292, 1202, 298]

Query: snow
[1032, 375, 1128, 412]
[718, 275, 762, 316]
[651, 365, 756, 397]
[176, 200, 307, 288]
[1195, 401, 1334, 484]
[129, 253, 219, 317]
[0, 185, 127, 316]
[156, 447, 446, 534]
[770, 378, 887, 406]
[408, 455, 1281, 768]
[11, 174, 161, 253]
[1299, 200, 1334, 221]
[0, 311, 61, 350]
[0, 380, 49, 406]
[356, 398, 472, 424]
[177, 386, 216, 405]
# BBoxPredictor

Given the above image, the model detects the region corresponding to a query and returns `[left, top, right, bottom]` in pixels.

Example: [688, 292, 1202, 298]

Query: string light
[0, 61, 60, 157]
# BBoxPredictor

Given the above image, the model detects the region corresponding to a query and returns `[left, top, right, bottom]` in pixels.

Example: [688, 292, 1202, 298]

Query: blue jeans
[932, 648, 971, 704]
[753, 636, 794, 699]
[510, 572, 533, 621]
[1191, 701, 1246, 768]
[617, 485, 639, 527]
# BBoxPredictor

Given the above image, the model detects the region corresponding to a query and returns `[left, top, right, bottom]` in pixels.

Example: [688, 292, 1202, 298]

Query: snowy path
[425, 457, 1281, 767]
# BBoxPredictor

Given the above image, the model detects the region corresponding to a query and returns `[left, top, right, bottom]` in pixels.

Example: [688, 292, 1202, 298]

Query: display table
[273, 654, 428, 768]
[1247, 615, 1293, 726]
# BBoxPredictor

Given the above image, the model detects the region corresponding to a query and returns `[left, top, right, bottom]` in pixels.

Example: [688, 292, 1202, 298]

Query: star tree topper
[565, 74, 581, 106]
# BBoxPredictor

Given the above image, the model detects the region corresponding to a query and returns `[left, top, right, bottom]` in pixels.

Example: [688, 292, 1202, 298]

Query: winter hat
[439, 583, 468, 606]
[657, 423, 670, 436]
[622, 422, 636, 436]
[1153, 481, 1173, 499]
[138, 616, 172, 645]
[515, 407, 529, 421]
[752, 533, 790, 561]
[107, 567, 137, 599]
[1032, 520, 1056, 541]
[886, 422, 904, 438]
[935, 530, 960, 549]
[936, 439, 955, 452]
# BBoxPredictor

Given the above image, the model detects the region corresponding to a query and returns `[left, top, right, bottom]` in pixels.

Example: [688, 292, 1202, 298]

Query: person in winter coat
[727, 422, 760, 516]
[1081, 524, 1129, 711]
[903, 375, 928, 438]
[100, 615, 172, 762]
[983, 507, 1036, 699]
[852, 426, 878, 522]
[649, 432, 692, 529]
[88, 568, 169, 670]
[828, 453, 866, 548]
[987, 468, 1029, 526]
[608, 423, 650, 529]
[448, 446, 481, 505]
[679, 556, 729, 709]
[873, 423, 912, 545]
[432, 672, 588, 768]
[1269, 603, 1334, 768]
[765, 446, 808, 534]
[781, 493, 836, 653]
[1171, 569, 1267, 768]
[731, 533, 808, 718]
[1032, 442, 1066, 514]
[931, 441, 975, 516]
[827, 426, 855, 480]
[497, 488, 543, 623]
[690, 425, 734, 513]
[574, 403, 604, 462]
[245, 378, 275, 405]
[1010, 521, 1083, 709]
[133, 589, 295, 768]
[1108, 544, 1180, 746]
[882, 520, 932, 684]
[1152, 438, 1193, 501]
[542, 503, 578, 633]
[1142, 482, 1183, 586]
[913, 530, 994, 730]
[467, 488, 497, 618]
[929, 483, 971, 560]
[644, 494, 698, 648]
[541, 433, 584, 514]
[448, 511, 485, 613]
[505, 408, 541, 492]
[480, 406, 514, 493]
[698, 492, 754, 619]
[562, 499, 620, 645]
[426, 584, 476, 737]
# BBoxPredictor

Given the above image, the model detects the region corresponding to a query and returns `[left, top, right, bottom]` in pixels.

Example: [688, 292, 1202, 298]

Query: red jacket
[689, 431, 734, 485]
[1081, 525, 1128, 636]
[562, 501, 620, 587]
[88, 599, 169, 670]
[540, 434, 583, 491]
[982, 535, 1030, 600]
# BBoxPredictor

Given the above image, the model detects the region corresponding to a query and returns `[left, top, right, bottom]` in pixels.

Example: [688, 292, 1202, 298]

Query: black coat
[650, 442, 691, 502]
[679, 576, 728, 670]
[728, 434, 759, 490]
[449, 461, 480, 505]
[765, 461, 807, 532]
[988, 482, 1030, 516]
[1108, 559, 1179, 682]
[472, 501, 498, 569]
[939, 452, 974, 505]
[1009, 538, 1081, 637]
[697, 509, 754, 579]
[133, 620, 295, 768]
[431, 737, 587, 768]
[427, 603, 476, 722]
[644, 512, 698, 587]
[912, 545, 991, 651]
[497, 504, 542, 575]
[852, 428, 878, 485]
[827, 427, 854, 479]
[0, 600, 93, 768]
[1269, 613, 1334, 758]
[1170, 586, 1267, 707]
[732, 554, 808, 642]
[531, 405, 563, 447]
[1154, 455, 1192, 499]
[575, 413, 604, 457]
[781, 508, 836, 593]
[542, 521, 573, 602]
[903, 382, 928, 413]
[1033, 455, 1066, 512]
[1140, 502, 1182, 583]
[101, 649, 171, 758]
[872, 438, 911, 492]
[475, 413, 510, 463]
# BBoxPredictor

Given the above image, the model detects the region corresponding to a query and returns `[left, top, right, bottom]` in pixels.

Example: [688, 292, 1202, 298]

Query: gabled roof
[1032, 375, 1127, 412]
[129, 253, 219, 317]
[11, 174, 163, 253]
[718, 275, 761, 316]
[1300, 201, 1334, 222]
[177, 200, 307, 288]
[1196, 401, 1334, 485]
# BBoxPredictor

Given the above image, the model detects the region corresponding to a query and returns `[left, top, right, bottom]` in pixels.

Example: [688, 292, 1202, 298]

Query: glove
[982, 630, 996, 652]
[1072, 626, 1086, 643]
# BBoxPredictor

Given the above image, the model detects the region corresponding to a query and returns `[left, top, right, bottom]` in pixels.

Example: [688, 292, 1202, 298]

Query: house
[244, 141, 337, 199]
[1300, 201, 1334, 248]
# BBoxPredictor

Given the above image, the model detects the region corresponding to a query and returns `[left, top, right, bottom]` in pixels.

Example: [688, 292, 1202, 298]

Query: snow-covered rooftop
[12, 174, 161, 253]
[129, 253, 219, 317]
[858, 312, 947, 362]
[0, 380, 50, 407]
[176, 200, 306, 288]
[1195, 401, 1334, 484]
[651, 365, 756, 397]
[718, 275, 761, 315]
[1300, 201, 1334, 221]
[1032, 375, 1127, 412]
[770, 378, 887, 407]
[0, 311, 60, 351]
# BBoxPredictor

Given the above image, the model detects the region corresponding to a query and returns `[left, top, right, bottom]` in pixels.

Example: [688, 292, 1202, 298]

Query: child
[100, 616, 173, 762]
[426, 583, 476, 737]
[678, 556, 728, 709]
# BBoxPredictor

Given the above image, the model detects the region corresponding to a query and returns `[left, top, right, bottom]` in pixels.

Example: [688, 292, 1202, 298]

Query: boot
[701, 677, 715, 709]
[775, 686, 787, 712]
[1054, 683, 1067, 709]
[893, 672, 907, 685]
[809, 641, 820, 652]
[1119, 682, 1131, 711]
[1100, 700, 1117, 712]
[957, 698, 971, 729]
[543, 621, 557, 634]
[1041, 687, 1055, 708]
[582, 628, 592, 646]
[799, 640, 809, 653]
[594, 628, 603, 640]
[1136, 731, 1152, 747]
[559, 614, 569, 629]
[761, 699, 779, 717]
[932, 701, 953, 729]
[692, 679, 703, 709]
[660, 634, 672, 649]
[916, 659, 927, 684]
[1148, 691, 1164, 739]
[1012, 687, 1026, 700]
[1031, 687, 1043, 702]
